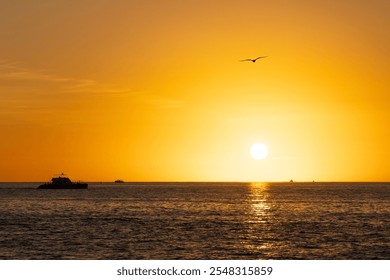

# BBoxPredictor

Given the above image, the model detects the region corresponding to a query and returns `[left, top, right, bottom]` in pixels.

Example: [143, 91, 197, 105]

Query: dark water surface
[1, 182, 389, 259]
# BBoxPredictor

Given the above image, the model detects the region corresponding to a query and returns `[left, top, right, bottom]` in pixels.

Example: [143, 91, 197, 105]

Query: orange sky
[0, 0, 389, 182]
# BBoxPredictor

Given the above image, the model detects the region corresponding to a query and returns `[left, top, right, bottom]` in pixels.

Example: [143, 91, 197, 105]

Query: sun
[250, 143, 269, 160]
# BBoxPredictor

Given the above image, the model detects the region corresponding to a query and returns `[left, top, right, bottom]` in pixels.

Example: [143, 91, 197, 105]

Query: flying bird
[240, 56, 268, 63]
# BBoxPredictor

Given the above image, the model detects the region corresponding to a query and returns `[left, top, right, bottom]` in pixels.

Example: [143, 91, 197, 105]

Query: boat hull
[37, 183, 88, 189]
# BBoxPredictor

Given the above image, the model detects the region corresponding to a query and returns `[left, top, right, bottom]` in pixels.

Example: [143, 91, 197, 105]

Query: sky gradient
[1, 0, 389, 182]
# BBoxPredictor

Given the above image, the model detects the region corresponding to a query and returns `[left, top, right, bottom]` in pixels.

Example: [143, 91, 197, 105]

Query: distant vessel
[114, 180, 125, 183]
[38, 173, 88, 189]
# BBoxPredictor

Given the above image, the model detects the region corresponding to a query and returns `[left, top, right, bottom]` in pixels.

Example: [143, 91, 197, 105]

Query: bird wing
[240, 59, 253, 62]
[254, 56, 267, 60]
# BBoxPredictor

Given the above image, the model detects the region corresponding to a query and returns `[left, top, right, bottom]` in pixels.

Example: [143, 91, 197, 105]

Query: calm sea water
[0, 182, 389, 259]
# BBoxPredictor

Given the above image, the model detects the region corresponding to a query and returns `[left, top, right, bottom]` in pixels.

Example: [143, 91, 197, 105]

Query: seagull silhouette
[240, 56, 268, 63]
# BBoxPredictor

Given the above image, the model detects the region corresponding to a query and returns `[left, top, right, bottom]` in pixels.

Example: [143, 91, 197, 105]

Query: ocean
[0, 182, 389, 259]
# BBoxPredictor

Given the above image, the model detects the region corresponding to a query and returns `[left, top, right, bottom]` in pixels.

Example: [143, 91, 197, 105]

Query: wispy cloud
[0, 59, 134, 95]
[0, 59, 186, 108]
[142, 94, 186, 109]
[0, 59, 72, 83]
[62, 79, 137, 95]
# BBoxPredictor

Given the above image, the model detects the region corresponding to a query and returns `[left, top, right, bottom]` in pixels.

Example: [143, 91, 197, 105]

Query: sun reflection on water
[242, 182, 273, 256]
[249, 182, 271, 223]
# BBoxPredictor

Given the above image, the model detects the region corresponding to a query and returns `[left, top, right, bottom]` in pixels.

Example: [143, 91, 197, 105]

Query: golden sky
[0, 0, 389, 182]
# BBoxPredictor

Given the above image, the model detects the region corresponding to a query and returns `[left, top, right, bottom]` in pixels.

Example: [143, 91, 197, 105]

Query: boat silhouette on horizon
[38, 173, 88, 189]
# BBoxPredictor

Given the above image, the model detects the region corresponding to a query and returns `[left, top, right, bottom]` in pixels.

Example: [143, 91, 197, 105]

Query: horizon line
[1, 180, 390, 183]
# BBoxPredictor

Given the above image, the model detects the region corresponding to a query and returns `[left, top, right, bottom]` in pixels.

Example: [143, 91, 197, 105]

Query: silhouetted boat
[114, 180, 125, 183]
[38, 174, 88, 189]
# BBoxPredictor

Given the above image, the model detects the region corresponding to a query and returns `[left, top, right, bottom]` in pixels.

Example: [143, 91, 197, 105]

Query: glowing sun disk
[250, 143, 269, 160]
